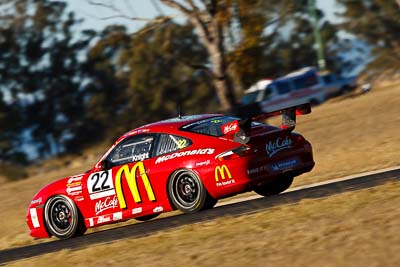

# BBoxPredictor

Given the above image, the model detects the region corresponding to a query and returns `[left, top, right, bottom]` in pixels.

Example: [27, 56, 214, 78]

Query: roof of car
[244, 79, 272, 93]
[124, 114, 222, 136]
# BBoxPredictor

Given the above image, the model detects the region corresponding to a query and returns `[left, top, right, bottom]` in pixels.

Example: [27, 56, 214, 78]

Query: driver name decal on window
[131, 153, 149, 162]
[110, 136, 153, 165]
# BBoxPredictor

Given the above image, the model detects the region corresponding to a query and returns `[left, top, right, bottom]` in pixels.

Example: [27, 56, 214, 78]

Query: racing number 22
[90, 171, 111, 192]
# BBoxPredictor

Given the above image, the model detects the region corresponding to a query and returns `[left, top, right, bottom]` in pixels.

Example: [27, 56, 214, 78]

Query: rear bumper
[247, 160, 315, 188]
[206, 148, 315, 199]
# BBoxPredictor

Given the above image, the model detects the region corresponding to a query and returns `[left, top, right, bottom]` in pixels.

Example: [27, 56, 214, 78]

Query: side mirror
[100, 160, 111, 171]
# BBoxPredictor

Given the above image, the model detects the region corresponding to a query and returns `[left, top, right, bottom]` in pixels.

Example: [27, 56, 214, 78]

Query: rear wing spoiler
[228, 102, 311, 143]
[225, 103, 311, 144]
[252, 102, 311, 129]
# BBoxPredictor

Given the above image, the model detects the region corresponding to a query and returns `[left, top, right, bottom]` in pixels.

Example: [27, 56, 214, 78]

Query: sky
[66, 0, 342, 33]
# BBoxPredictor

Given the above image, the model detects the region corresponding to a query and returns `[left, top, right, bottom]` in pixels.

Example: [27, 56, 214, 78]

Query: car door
[103, 134, 159, 219]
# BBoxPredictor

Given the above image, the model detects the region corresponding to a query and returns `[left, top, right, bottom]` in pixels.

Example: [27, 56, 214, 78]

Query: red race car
[26, 103, 314, 239]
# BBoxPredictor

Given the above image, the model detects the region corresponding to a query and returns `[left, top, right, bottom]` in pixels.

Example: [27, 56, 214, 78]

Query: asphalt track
[1, 167, 399, 265]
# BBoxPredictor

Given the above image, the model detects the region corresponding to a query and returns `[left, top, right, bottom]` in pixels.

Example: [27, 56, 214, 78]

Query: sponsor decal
[66, 186, 82, 196]
[155, 148, 215, 164]
[222, 120, 239, 135]
[271, 159, 298, 171]
[132, 207, 143, 215]
[75, 196, 85, 202]
[89, 218, 94, 227]
[67, 175, 83, 185]
[247, 165, 269, 175]
[67, 181, 81, 187]
[115, 162, 156, 209]
[266, 136, 292, 157]
[215, 165, 235, 187]
[95, 196, 119, 215]
[30, 208, 40, 228]
[97, 215, 112, 224]
[31, 197, 42, 206]
[113, 212, 123, 221]
[66, 175, 83, 196]
[87, 170, 115, 200]
[153, 206, 163, 213]
[176, 139, 187, 149]
[196, 160, 210, 167]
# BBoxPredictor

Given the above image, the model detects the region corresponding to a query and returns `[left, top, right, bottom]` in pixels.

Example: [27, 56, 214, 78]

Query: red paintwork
[27, 109, 315, 239]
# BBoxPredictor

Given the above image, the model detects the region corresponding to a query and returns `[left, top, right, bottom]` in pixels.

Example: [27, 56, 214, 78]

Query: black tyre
[44, 195, 84, 239]
[203, 194, 218, 210]
[135, 214, 160, 222]
[168, 169, 212, 213]
[341, 85, 352, 94]
[310, 99, 319, 107]
[254, 176, 294, 197]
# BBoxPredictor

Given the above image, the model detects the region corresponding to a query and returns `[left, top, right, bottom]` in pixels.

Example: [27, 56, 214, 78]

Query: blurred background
[1, 0, 399, 180]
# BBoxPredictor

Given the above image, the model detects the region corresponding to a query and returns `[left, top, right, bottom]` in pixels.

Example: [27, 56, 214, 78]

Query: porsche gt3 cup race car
[27, 103, 315, 239]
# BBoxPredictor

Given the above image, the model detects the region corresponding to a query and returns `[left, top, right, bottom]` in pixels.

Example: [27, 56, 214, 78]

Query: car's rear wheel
[203, 195, 218, 210]
[253, 176, 294, 197]
[168, 170, 213, 213]
[44, 195, 85, 239]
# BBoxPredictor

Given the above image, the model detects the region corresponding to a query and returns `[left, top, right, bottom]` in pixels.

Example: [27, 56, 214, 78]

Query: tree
[90, 1, 340, 109]
[225, 1, 340, 88]
[80, 25, 131, 142]
[0, 0, 96, 158]
[224, 0, 291, 89]
[0, 93, 22, 162]
[82, 20, 216, 140]
[89, 0, 278, 110]
[120, 20, 215, 125]
[0, 90, 27, 180]
[142, 1, 236, 111]
[337, 0, 400, 69]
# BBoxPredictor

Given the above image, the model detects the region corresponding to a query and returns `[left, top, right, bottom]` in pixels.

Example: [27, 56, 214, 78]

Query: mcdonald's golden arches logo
[214, 165, 232, 182]
[115, 162, 156, 209]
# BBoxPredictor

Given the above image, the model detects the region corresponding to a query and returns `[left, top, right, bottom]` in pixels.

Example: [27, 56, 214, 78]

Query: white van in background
[240, 67, 326, 112]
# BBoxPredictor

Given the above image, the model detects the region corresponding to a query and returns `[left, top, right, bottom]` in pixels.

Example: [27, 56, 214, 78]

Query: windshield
[181, 116, 238, 137]
[241, 92, 259, 105]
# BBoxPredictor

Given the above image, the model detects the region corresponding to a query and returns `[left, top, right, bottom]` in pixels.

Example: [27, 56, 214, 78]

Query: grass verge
[8, 181, 400, 267]
[0, 82, 399, 253]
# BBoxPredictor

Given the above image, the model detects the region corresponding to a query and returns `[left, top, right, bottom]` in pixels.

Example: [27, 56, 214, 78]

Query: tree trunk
[206, 24, 237, 111]
[159, 0, 237, 111]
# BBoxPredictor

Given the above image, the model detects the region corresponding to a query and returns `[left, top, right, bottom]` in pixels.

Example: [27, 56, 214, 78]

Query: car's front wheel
[253, 176, 294, 197]
[44, 195, 85, 239]
[168, 169, 214, 213]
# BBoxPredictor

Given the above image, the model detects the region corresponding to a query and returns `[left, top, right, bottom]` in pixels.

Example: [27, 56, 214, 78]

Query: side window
[293, 77, 306, 90]
[323, 74, 333, 84]
[155, 134, 192, 156]
[293, 74, 318, 90]
[262, 87, 272, 100]
[108, 135, 154, 166]
[276, 81, 291, 94]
